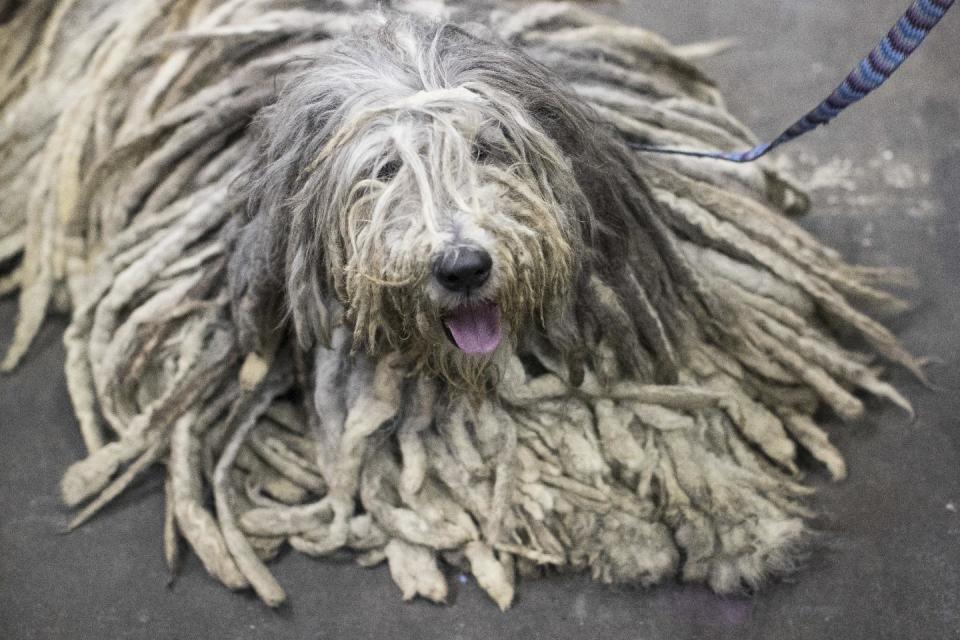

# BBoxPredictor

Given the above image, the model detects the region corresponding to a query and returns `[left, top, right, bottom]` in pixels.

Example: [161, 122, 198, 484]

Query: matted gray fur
[0, 0, 918, 609]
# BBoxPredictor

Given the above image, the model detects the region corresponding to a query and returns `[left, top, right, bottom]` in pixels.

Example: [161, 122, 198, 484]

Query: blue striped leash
[630, 0, 955, 163]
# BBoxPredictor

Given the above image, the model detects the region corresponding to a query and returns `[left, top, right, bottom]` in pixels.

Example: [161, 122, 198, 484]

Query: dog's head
[231, 14, 679, 388]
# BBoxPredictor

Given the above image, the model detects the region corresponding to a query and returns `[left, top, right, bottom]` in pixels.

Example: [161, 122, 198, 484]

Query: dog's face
[235, 16, 623, 387]
[318, 82, 586, 381]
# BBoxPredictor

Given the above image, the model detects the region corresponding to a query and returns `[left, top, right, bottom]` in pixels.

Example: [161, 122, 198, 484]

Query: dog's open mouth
[442, 302, 501, 355]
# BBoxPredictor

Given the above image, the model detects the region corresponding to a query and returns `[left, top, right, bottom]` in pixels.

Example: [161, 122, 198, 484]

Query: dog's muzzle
[433, 247, 501, 355]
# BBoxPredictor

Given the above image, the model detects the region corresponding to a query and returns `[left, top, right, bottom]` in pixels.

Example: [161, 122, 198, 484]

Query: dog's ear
[228, 182, 335, 356]
[534, 96, 688, 384]
[227, 66, 350, 354]
[572, 136, 689, 384]
[228, 192, 336, 356]
[227, 210, 287, 356]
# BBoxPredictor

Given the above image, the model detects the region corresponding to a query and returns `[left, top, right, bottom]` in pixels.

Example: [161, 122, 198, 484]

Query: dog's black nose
[433, 247, 492, 293]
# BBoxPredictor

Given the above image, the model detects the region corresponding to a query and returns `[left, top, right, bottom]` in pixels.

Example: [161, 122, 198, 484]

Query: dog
[229, 13, 690, 395]
[0, 0, 915, 608]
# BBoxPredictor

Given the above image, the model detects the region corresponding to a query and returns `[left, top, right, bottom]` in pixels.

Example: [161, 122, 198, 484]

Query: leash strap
[631, 0, 955, 162]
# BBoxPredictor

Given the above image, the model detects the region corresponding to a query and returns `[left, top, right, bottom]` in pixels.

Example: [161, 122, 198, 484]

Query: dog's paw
[675, 509, 807, 593]
[570, 512, 680, 586]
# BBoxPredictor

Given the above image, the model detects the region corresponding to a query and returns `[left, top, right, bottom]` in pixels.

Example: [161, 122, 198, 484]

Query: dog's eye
[473, 124, 514, 164]
[498, 123, 515, 148]
[472, 140, 491, 164]
[376, 159, 401, 182]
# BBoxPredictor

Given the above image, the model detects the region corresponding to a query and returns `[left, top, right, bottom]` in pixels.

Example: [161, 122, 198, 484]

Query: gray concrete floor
[2, 1, 959, 638]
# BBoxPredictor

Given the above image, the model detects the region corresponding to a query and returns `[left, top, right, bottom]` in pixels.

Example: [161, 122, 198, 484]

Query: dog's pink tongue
[444, 303, 501, 354]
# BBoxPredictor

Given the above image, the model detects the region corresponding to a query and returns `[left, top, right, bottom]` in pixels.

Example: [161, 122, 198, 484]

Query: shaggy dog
[0, 0, 916, 608]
